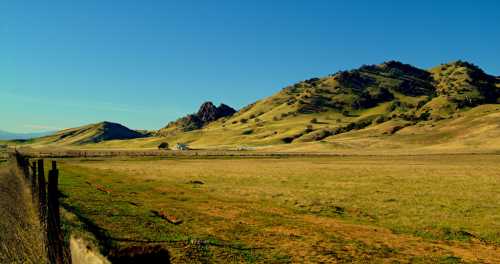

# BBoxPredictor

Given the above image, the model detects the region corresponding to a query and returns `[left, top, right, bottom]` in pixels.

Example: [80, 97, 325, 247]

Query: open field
[57, 154, 500, 263]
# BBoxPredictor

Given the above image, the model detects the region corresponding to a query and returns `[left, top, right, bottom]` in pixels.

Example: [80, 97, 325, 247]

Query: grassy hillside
[78, 104, 499, 154]
[82, 61, 499, 152]
[139, 61, 493, 151]
[17, 61, 500, 153]
[21, 121, 148, 147]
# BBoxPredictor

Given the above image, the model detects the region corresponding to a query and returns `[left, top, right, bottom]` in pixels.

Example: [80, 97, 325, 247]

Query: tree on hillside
[158, 142, 169, 150]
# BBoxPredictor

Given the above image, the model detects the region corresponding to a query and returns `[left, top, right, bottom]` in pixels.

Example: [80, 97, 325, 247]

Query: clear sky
[1, 0, 499, 133]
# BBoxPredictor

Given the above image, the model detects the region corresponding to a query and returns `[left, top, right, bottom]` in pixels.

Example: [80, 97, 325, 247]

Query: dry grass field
[0, 162, 47, 263]
[57, 154, 500, 263]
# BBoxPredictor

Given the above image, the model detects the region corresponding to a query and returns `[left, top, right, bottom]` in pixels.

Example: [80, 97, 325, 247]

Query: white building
[176, 143, 189, 150]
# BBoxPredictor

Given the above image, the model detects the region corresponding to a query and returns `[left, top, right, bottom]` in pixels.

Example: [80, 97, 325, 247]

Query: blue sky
[1, 0, 499, 133]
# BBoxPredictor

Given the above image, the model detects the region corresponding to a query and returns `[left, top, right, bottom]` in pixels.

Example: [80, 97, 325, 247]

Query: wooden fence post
[38, 159, 47, 227]
[47, 161, 67, 264]
[30, 161, 37, 201]
[22, 157, 30, 180]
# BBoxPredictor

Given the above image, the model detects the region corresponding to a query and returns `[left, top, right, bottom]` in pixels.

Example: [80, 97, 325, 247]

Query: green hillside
[135, 61, 499, 151]
[15, 61, 500, 153]
[21, 121, 148, 146]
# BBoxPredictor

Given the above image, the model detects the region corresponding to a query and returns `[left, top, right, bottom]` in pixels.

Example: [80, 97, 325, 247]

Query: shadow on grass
[61, 202, 171, 263]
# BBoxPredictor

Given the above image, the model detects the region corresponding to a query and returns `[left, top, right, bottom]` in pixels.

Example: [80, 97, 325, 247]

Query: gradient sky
[1, 0, 499, 133]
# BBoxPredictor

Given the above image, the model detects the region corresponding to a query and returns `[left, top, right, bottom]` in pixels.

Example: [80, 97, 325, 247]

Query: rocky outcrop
[159, 102, 236, 134]
[197, 102, 236, 124]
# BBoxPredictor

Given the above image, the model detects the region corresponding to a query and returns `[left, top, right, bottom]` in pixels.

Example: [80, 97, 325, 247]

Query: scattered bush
[242, 129, 253, 135]
[158, 142, 169, 150]
[373, 116, 387, 124]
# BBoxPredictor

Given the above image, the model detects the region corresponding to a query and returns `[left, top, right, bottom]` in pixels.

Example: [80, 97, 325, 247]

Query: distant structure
[236, 146, 254, 151]
[175, 143, 189, 150]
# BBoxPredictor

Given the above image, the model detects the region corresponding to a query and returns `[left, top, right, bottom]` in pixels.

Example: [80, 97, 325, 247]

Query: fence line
[12, 147, 343, 159]
[11, 151, 71, 264]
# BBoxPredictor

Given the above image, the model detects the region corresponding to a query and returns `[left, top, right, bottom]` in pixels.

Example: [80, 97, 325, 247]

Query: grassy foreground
[58, 155, 500, 263]
[0, 164, 46, 263]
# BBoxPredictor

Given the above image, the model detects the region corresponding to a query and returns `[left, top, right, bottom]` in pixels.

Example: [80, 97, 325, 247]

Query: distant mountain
[158, 101, 236, 135]
[0, 130, 55, 140]
[26, 121, 148, 145]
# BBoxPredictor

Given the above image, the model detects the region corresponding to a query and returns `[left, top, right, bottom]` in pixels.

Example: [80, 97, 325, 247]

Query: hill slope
[26, 122, 147, 146]
[145, 60, 499, 151]
[17, 60, 500, 153]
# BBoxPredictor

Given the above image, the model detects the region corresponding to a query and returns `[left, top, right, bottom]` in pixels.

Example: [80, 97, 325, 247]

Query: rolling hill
[13, 60, 500, 153]
[22, 121, 148, 146]
[135, 60, 499, 151]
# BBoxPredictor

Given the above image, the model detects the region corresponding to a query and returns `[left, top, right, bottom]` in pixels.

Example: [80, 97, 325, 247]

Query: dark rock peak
[197, 102, 218, 123]
[197, 101, 236, 123]
[216, 103, 237, 117]
[162, 101, 236, 133]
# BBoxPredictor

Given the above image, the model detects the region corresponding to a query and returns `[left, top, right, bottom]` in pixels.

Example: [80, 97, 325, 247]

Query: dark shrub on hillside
[242, 129, 253, 135]
[158, 142, 169, 150]
[373, 115, 387, 124]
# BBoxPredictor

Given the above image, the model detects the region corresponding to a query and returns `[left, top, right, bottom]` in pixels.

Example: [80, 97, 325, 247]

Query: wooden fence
[12, 151, 71, 264]
[10, 147, 344, 160]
